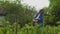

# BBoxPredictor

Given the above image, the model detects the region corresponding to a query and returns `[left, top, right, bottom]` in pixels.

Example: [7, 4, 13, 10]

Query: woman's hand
[33, 18, 38, 22]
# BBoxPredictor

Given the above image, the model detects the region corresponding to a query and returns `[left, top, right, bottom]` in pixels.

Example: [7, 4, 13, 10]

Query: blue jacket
[34, 13, 44, 23]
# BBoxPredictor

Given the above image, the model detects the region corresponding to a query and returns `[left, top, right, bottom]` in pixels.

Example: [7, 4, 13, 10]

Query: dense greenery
[0, 1, 36, 27]
[49, 0, 60, 24]
[43, 0, 60, 25]
[0, 0, 60, 34]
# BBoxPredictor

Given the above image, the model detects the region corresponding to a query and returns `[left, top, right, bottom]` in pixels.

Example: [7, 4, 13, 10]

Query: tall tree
[48, 0, 60, 25]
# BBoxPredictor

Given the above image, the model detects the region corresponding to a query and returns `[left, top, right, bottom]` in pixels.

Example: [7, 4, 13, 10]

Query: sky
[21, 0, 50, 11]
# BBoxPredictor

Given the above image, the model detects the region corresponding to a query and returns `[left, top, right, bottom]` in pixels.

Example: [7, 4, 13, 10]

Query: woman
[33, 9, 44, 27]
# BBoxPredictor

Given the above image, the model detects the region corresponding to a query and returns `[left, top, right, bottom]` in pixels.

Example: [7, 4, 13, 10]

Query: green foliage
[0, 1, 36, 26]
[0, 23, 60, 34]
[44, 0, 60, 24]
[49, 0, 60, 22]
[0, 0, 60, 34]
